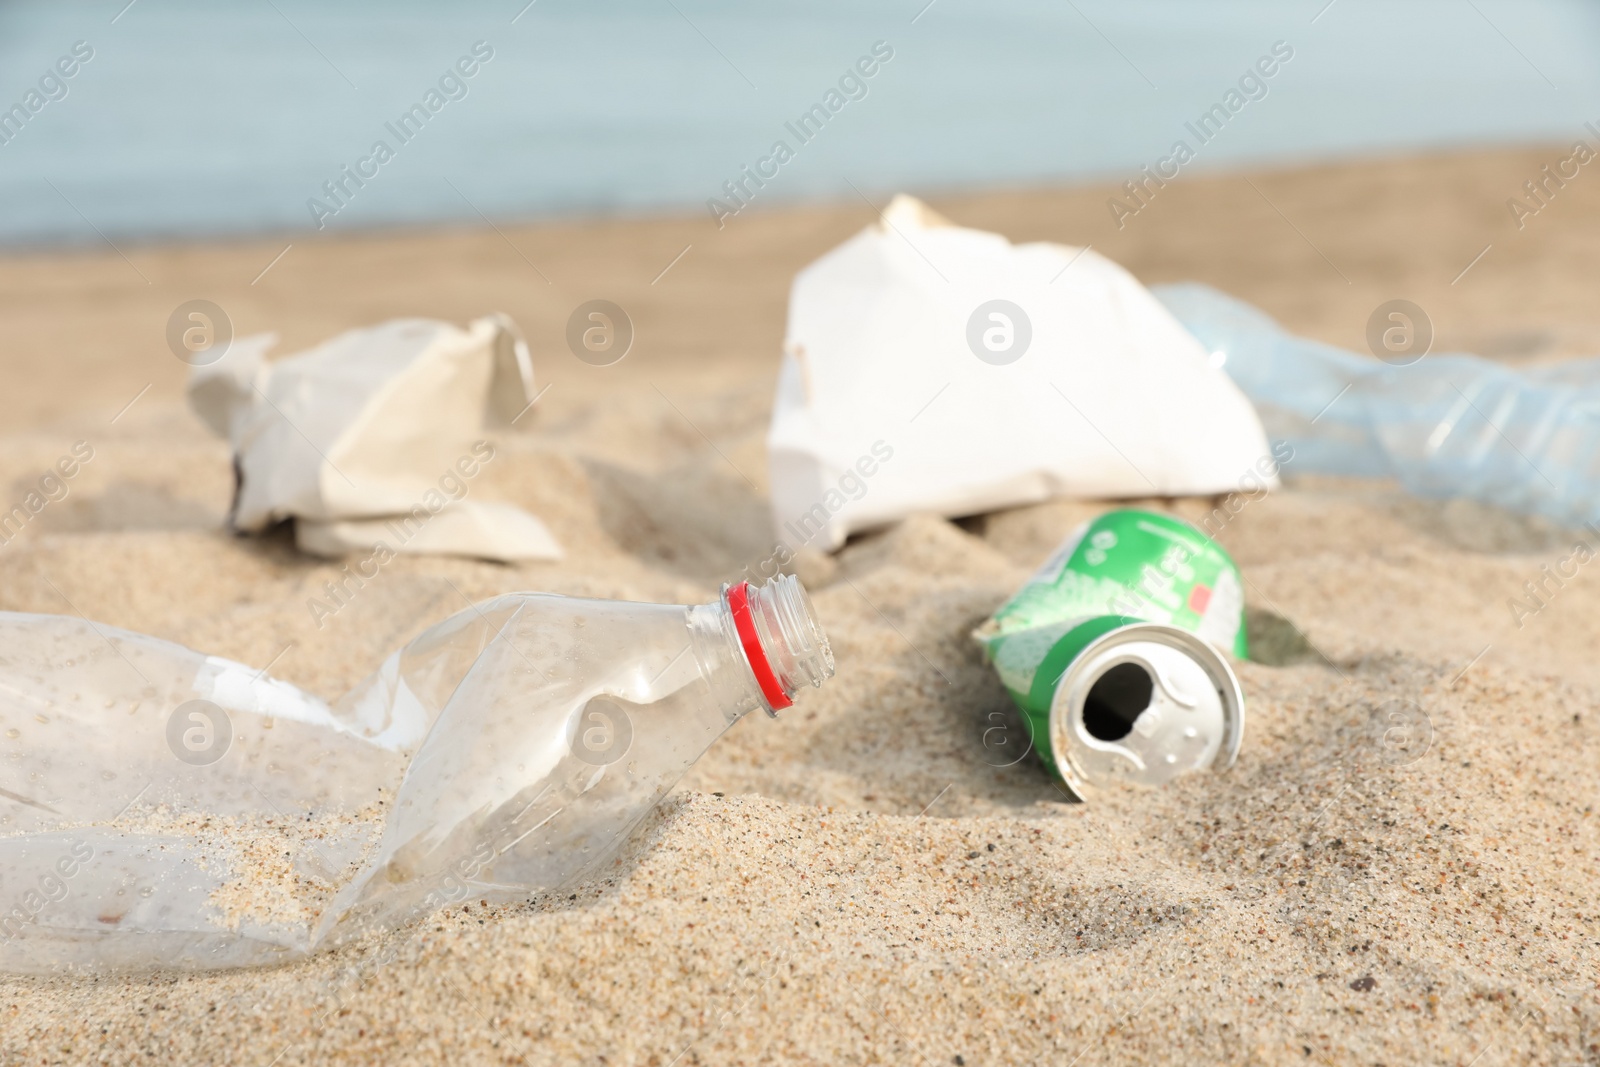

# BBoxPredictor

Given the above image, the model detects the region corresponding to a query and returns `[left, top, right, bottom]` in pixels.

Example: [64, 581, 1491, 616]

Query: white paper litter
[296, 501, 562, 562]
[188, 314, 561, 562]
[767, 195, 1276, 551]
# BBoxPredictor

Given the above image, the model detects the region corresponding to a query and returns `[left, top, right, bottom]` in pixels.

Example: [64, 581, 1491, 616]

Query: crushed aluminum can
[973, 508, 1247, 799]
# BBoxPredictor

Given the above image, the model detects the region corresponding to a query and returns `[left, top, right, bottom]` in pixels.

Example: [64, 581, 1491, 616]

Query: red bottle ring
[727, 581, 792, 710]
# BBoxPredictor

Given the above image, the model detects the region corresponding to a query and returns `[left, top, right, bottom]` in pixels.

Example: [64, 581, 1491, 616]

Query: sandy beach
[1, 146, 1598, 1064]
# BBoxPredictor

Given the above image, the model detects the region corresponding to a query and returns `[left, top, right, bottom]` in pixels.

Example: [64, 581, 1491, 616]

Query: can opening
[1081, 661, 1153, 742]
[1047, 621, 1245, 798]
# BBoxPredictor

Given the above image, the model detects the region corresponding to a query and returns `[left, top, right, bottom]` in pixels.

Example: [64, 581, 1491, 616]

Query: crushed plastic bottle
[1155, 282, 1600, 527]
[0, 576, 832, 974]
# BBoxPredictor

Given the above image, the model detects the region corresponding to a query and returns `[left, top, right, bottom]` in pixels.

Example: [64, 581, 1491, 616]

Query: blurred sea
[2, 0, 1598, 245]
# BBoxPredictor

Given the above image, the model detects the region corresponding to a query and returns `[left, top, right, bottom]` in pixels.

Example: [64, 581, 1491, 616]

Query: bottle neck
[693, 576, 834, 718]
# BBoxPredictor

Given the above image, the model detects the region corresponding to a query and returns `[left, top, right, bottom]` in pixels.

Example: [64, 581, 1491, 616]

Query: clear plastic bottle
[1156, 282, 1600, 527]
[0, 576, 832, 974]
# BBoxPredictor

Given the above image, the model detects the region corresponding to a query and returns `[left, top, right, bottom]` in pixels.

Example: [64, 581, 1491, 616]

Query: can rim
[1046, 620, 1245, 799]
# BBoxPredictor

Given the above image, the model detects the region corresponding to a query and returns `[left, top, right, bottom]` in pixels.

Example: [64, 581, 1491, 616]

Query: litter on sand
[767, 195, 1274, 553]
[974, 508, 1247, 800]
[188, 315, 563, 562]
[1159, 283, 1600, 528]
[0, 576, 831, 975]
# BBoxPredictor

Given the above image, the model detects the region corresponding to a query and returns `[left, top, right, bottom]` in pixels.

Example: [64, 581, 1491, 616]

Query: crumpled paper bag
[767, 195, 1276, 552]
[188, 315, 562, 562]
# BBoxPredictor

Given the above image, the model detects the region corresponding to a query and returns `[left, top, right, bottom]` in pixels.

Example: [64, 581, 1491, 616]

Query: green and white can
[973, 509, 1247, 799]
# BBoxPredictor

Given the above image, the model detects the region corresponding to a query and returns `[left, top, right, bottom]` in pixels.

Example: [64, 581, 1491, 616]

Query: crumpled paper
[767, 194, 1276, 551]
[188, 315, 561, 562]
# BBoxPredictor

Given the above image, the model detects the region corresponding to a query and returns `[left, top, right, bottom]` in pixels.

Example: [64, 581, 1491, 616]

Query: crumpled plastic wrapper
[767, 194, 1275, 552]
[188, 315, 562, 562]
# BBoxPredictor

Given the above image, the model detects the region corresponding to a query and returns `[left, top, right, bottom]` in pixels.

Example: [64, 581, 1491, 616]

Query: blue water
[2, 0, 1598, 246]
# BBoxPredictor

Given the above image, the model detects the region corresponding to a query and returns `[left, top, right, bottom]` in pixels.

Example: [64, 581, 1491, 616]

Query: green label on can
[975, 509, 1246, 698]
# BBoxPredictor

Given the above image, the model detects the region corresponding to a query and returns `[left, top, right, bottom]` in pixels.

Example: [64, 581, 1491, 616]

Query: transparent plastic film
[0, 614, 402, 973]
[1156, 282, 1600, 525]
[0, 576, 833, 974]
